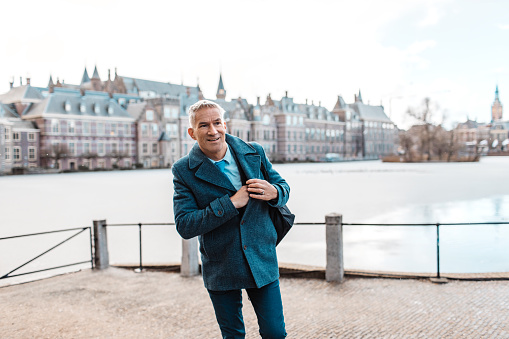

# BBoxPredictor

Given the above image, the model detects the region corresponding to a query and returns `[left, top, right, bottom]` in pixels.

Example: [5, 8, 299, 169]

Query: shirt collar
[209, 146, 233, 165]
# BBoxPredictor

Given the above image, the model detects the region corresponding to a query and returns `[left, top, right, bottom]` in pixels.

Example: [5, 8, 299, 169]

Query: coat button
[243, 245, 247, 250]
[241, 220, 245, 225]
[218, 210, 223, 215]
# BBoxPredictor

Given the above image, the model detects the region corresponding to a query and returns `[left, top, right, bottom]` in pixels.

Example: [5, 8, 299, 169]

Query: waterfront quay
[2, 267, 508, 338]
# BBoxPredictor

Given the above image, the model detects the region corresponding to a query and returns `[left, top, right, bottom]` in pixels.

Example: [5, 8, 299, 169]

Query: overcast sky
[1, 0, 507, 128]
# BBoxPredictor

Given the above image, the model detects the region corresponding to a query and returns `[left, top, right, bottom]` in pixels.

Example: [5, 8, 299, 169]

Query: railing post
[326, 213, 344, 283]
[93, 220, 109, 269]
[181, 237, 199, 277]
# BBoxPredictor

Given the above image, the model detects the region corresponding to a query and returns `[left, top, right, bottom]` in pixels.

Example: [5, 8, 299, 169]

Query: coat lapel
[188, 143, 236, 191]
[226, 134, 262, 181]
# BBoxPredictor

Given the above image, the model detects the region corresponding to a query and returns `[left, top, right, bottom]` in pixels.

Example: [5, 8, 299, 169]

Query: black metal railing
[0, 227, 94, 280]
[342, 221, 509, 279]
[105, 223, 175, 272]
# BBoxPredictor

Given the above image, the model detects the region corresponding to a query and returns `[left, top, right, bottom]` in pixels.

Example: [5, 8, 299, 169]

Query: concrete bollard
[181, 237, 199, 277]
[93, 219, 109, 269]
[326, 213, 344, 283]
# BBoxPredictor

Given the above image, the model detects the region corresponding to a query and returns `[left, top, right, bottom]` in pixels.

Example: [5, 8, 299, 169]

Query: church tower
[492, 85, 503, 121]
[216, 73, 226, 100]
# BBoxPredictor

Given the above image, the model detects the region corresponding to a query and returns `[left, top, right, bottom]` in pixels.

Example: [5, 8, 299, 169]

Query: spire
[357, 89, 363, 103]
[48, 75, 54, 88]
[495, 85, 500, 100]
[91, 65, 100, 79]
[80, 68, 90, 85]
[216, 73, 226, 99]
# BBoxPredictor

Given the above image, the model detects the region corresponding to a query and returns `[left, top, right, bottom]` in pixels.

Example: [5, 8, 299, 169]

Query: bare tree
[399, 130, 416, 162]
[406, 98, 444, 161]
[41, 143, 69, 169]
[109, 151, 129, 168]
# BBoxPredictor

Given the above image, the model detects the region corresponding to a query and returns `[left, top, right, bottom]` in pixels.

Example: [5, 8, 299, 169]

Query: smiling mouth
[208, 137, 220, 142]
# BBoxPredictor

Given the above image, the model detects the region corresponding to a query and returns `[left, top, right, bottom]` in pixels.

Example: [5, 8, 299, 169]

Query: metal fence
[3, 219, 509, 283]
[104, 220, 509, 279]
[0, 227, 94, 281]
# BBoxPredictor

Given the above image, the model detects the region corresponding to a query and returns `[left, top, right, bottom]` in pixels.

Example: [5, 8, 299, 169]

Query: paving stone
[1, 268, 508, 338]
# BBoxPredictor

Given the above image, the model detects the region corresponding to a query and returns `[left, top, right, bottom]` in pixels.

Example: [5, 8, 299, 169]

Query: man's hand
[230, 185, 250, 209]
[246, 179, 278, 201]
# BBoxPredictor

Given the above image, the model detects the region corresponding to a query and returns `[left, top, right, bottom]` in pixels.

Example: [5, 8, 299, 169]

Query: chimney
[257, 96, 260, 106]
[26, 77, 31, 85]
[108, 91, 113, 99]
[319, 101, 321, 107]
[19, 77, 23, 86]
[306, 99, 308, 105]
[108, 69, 111, 81]
[285, 91, 288, 97]
[9, 80, 14, 89]
[186, 87, 190, 96]
[49, 84, 54, 93]
[80, 88, 85, 96]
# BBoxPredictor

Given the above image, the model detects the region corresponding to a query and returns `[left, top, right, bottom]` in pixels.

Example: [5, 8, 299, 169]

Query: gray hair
[188, 100, 226, 128]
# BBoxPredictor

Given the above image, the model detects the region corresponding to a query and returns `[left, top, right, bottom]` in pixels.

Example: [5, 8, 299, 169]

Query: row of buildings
[0, 67, 398, 173]
[455, 86, 509, 152]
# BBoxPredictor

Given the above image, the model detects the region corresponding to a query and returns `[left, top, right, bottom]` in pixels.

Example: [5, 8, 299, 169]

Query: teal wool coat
[172, 134, 290, 291]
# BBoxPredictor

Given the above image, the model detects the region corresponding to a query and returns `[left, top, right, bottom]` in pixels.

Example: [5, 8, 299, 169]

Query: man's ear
[188, 128, 196, 140]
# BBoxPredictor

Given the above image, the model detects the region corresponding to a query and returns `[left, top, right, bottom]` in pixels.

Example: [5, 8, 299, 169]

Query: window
[108, 105, 114, 115]
[4, 147, 10, 160]
[171, 107, 179, 118]
[164, 107, 171, 119]
[69, 142, 75, 155]
[68, 121, 75, 134]
[152, 123, 158, 137]
[65, 100, 72, 112]
[83, 142, 90, 154]
[80, 102, 86, 113]
[141, 124, 148, 137]
[28, 133, 36, 141]
[111, 124, 117, 136]
[142, 143, 148, 154]
[51, 120, 59, 133]
[97, 123, 104, 135]
[83, 121, 90, 135]
[4, 128, 10, 141]
[98, 143, 104, 155]
[13, 147, 21, 160]
[112, 143, 118, 154]
[146, 110, 154, 121]
[12, 132, 20, 141]
[124, 124, 130, 136]
[152, 143, 158, 154]
[125, 143, 130, 155]
[94, 104, 101, 114]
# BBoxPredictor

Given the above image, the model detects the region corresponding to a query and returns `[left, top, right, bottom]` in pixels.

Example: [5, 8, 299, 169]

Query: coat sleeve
[172, 164, 239, 239]
[251, 142, 290, 208]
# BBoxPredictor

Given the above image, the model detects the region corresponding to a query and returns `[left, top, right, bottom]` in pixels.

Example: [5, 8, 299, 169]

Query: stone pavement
[1, 267, 509, 338]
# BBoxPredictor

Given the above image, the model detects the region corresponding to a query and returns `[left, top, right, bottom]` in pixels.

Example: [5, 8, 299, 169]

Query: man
[172, 100, 289, 338]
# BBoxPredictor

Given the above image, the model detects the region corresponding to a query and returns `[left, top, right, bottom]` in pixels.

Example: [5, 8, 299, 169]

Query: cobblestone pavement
[1, 268, 509, 338]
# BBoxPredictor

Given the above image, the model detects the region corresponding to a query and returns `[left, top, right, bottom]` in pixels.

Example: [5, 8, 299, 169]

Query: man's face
[188, 107, 227, 161]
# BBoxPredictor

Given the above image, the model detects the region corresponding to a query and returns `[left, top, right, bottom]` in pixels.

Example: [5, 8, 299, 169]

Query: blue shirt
[210, 146, 242, 190]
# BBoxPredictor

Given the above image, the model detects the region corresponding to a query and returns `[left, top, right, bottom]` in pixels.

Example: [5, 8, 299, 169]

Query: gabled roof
[121, 76, 199, 97]
[0, 85, 44, 104]
[333, 95, 347, 110]
[349, 102, 392, 123]
[0, 103, 20, 118]
[23, 92, 133, 120]
[126, 102, 147, 120]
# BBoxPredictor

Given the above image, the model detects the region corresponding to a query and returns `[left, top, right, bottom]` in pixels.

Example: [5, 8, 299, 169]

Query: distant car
[325, 153, 341, 162]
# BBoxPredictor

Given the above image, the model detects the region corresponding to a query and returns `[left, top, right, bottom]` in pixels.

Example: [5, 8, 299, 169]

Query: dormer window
[108, 105, 114, 115]
[64, 100, 72, 112]
[94, 104, 100, 114]
[146, 110, 154, 121]
[80, 102, 86, 113]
